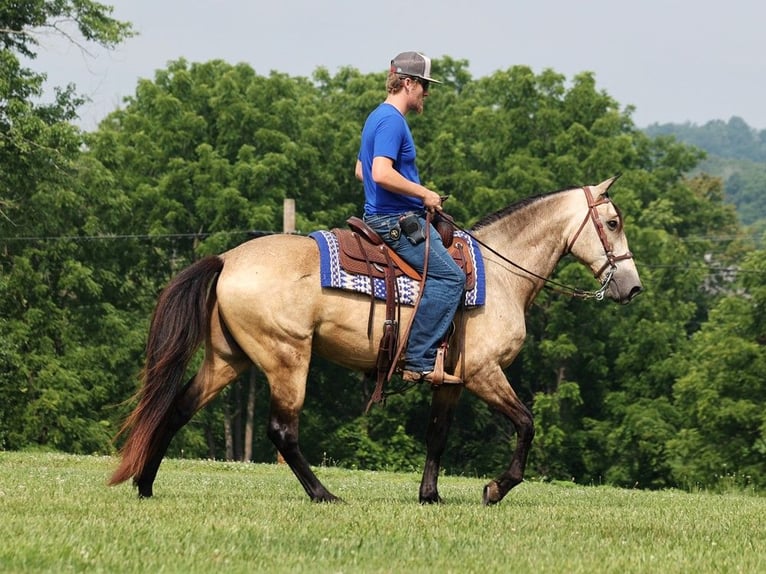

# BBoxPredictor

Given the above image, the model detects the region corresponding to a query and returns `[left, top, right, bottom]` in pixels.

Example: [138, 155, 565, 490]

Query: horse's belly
[312, 290, 413, 371]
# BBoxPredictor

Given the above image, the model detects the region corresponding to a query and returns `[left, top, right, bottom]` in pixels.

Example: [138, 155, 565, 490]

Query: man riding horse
[355, 51, 465, 385]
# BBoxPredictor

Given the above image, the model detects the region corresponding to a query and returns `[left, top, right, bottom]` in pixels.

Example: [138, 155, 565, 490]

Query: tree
[0, 2, 134, 450]
[667, 249, 766, 490]
[645, 118, 766, 228]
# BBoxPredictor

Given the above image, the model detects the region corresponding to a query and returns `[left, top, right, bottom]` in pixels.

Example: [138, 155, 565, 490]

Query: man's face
[407, 77, 429, 114]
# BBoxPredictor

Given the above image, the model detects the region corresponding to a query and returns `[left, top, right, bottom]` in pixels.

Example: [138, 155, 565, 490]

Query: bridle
[451, 186, 633, 301]
[565, 186, 634, 290]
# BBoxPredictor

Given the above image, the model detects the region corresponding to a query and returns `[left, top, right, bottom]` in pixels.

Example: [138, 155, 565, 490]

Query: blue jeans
[364, 212, 466, 373]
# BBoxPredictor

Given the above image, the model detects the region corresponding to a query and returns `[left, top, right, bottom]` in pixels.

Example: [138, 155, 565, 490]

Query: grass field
[1, 452, 764, 573]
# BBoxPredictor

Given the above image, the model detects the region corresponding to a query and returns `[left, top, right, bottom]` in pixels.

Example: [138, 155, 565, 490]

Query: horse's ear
[595, 173, 622, 196]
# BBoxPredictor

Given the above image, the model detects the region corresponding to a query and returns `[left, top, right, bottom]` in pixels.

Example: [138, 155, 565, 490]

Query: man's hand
[422, 189, 444, 212]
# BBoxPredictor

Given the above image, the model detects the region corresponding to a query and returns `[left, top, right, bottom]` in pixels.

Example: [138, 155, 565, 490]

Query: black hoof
[311, 492, 342, 503]
[482, 481, 501, 505]
[133, 477, 153, 499]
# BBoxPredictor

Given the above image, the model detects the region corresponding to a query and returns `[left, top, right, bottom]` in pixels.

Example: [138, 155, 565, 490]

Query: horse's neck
[474, 193, 575, 299]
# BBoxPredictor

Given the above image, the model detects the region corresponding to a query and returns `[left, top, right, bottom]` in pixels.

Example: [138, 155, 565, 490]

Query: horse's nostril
[629, 285, 643, 301]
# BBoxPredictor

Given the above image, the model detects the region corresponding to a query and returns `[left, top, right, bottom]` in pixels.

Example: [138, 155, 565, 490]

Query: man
[355, 51, 465, 385]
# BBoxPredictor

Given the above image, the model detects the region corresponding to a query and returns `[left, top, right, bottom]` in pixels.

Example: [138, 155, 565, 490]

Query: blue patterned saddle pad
[309, 229, 485, 307]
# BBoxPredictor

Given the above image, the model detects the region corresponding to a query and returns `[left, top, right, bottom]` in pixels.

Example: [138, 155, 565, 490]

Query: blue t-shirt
[358, 103, 423, 215]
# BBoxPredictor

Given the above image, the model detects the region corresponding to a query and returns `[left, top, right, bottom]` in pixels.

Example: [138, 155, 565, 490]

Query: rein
[450, 186, 633, 301]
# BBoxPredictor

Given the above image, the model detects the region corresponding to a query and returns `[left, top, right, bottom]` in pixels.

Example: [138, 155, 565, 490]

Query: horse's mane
[471, 187, 573, 231]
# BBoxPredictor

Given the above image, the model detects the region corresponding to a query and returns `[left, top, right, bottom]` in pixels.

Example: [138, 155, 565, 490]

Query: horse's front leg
[419, 384, 463, 504]
[468, 366, 535, 505]
[482, 398, 534, 505]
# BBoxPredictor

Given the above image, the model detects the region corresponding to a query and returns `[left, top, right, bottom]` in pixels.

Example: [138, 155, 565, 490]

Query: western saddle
[332, 215, 474, 405]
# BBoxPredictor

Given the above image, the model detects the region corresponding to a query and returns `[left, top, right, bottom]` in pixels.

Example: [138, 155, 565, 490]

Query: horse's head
[565, 176, 643, 304]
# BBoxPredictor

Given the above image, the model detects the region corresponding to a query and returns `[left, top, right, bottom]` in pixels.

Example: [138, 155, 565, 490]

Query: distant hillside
[644, 117, 766, 227]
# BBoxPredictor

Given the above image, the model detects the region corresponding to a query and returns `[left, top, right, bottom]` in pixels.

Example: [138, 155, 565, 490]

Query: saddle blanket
[309, 229, 486, 307]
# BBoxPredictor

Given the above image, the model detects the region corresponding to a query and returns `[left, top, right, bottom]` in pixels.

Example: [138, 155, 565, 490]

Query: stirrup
[402, 370, 462, 386]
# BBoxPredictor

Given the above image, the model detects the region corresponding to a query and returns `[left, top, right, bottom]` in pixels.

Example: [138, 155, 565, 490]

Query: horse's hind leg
[267, 403, 339, 503]
[419, 384, 463, 504]
[134, 332, 249, 497]
[262, 353, 339, 502]
[133, 377, 196, 498]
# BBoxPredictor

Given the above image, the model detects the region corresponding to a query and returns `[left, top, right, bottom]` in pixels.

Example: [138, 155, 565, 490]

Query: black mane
[471, 187, 573, 231]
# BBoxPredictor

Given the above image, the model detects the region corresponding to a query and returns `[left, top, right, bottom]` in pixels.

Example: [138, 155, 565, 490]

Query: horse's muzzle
[619, 284, 643, 305]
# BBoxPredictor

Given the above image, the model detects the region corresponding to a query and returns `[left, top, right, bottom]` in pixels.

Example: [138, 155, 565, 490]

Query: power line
[1, 230, 270, 242]
[1, 230, 761, 243]
[679, 234, 763, 243]
[638, 263, 760, 275]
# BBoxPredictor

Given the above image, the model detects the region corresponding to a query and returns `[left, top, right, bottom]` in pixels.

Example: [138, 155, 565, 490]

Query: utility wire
[1, 230, 267, 242]
[1, 230, 762, 243]
[1, 231, 761, 275]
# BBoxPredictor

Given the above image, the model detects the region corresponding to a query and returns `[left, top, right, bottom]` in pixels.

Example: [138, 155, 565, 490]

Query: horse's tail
[109, 255, 224, 486]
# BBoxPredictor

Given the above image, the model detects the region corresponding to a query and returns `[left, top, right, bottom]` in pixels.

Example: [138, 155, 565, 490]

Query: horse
[109, 176, 642, 505]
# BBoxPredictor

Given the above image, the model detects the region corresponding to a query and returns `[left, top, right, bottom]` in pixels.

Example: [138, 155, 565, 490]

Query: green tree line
[646, 117, 766, 230]
[2, 2, 764, 492]
[646, 116, 766, 163]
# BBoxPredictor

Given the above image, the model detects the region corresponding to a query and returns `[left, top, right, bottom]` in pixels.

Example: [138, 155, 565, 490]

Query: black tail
[109, 256, 224, 485]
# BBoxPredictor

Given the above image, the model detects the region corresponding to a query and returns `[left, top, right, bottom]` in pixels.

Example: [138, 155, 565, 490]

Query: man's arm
[371, 156, 443, 211]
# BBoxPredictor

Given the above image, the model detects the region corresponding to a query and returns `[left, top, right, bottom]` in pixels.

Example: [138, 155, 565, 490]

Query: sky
[28, 0, 766, 132]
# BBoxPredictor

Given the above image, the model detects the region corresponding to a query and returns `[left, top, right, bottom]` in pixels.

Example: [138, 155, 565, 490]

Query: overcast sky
[29, 0, 766, 132]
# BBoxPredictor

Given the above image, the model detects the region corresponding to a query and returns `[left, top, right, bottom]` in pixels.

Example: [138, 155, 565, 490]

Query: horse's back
[221, 234, 318, 277]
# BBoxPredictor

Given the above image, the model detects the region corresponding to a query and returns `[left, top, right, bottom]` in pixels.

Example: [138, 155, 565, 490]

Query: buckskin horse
[109, 176, 642, 505]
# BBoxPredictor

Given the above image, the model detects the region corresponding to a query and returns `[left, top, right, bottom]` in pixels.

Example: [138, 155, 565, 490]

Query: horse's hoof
[137, 487, 153, 499]
[419, 493, 443, 505]
[482, 481, 501, 505]
[134, 478, 153, 499]
[312, 493, 343, 503]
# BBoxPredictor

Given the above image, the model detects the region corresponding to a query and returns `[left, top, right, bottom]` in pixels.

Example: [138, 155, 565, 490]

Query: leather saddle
[333, 216, 476, 290]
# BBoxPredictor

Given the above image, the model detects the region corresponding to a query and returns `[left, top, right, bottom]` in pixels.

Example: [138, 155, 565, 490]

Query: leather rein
[455, 186, 634, 301]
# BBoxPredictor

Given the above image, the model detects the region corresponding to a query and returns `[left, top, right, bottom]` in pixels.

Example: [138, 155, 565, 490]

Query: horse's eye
[606, 219, 618, 231]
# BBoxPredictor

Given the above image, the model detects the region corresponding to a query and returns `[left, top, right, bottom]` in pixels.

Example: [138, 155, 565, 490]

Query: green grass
[1, 452, 764, 573]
